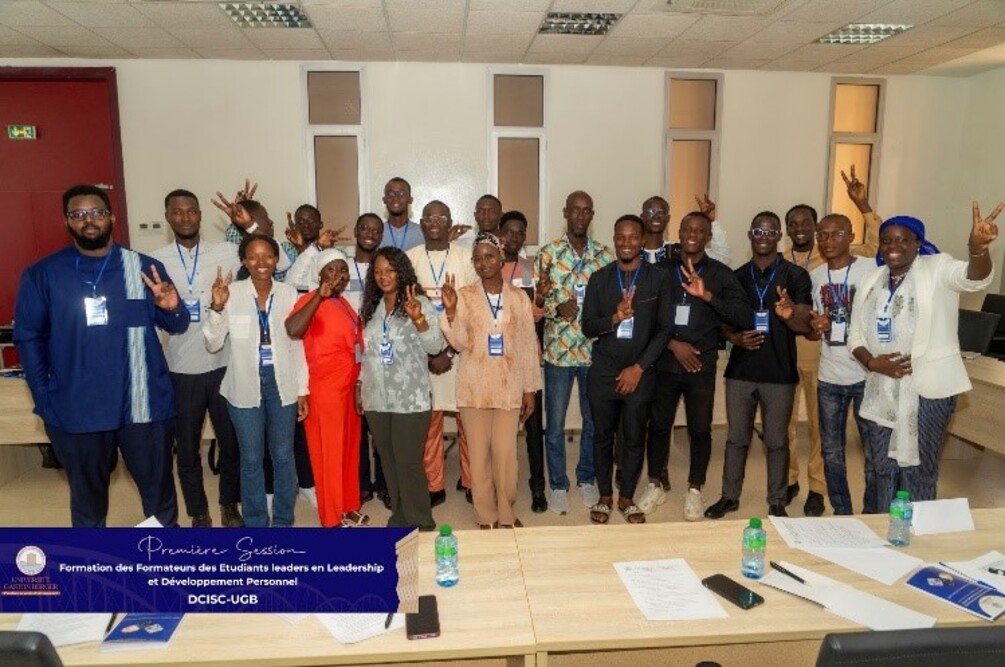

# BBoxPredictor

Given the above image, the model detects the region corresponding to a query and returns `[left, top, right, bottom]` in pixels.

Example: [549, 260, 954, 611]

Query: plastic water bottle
[741, 517, 766, 579]
[435, 524, 459, 587]
[887, 490, 913, 546]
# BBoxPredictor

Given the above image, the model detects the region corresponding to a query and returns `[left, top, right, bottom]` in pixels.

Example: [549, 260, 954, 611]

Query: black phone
[701, 574, 765, 610]
[406, 595, 440, 640]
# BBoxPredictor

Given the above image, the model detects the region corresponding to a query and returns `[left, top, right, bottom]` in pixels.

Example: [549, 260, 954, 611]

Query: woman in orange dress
[285, 249, 368, 527]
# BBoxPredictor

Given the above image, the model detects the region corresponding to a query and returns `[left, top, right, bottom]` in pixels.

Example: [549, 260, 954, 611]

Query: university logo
[16, 546, 46, 576]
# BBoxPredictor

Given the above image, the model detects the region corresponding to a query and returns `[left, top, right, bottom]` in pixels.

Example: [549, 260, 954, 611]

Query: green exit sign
[8, 125, 37, 140]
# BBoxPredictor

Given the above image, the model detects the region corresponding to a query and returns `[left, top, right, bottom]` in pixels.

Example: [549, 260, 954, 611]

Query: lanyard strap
[175, 241, 200, 291]
[507, 260, 520, 283]
[75, 250, 113, 294]
[826, 259, 854, 306]
[426, 247, 449, 287]
[883, 271, 906, 314]
[750, 258, 779, 309]
[617, 263, 642, 297]
[351, 259, 365, 286]
[382, 311, 392, 340]
[256, 295, 274, 337]
[675, 261, 703, 304]
[388, 223, 409, 250]
[790, 249, 811, 270]
[484, 285, 503, 327]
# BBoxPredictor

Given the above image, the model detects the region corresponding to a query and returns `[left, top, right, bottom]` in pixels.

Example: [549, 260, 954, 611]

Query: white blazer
[848, 253, 994, 399]
[203, 278, 309, 408]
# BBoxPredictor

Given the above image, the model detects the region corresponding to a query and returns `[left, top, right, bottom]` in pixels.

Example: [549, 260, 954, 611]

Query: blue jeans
[817, 380, 878, 515]
[544, 363, 595, 491]
[227, 366, 298, 527]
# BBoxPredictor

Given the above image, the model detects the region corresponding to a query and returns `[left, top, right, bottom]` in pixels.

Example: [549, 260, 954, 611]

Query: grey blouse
[361, 295, 443, 413]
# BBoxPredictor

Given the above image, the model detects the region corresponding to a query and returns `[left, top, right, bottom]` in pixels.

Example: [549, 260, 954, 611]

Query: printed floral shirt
[535, 235, 614, 367]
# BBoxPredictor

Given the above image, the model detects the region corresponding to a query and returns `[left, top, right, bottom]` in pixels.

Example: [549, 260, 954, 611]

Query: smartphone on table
[701, 574, 765, 610]
[406, 595, 440, 639]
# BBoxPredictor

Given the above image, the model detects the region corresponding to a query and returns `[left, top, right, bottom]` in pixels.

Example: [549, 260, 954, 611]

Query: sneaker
[785, 482, 800, 506]
[220, 503, 244, 528]
[531, 493, 548, 513]
[578, 482, 600, 508]
[266, 493, 274, 517]
[704, 495, 739, 520]
[769, 503, 789, 517]
[803, 491, 825, 517]
[299, 486, 318, 509]
[684, 488, 707, 521]
[429, 489, 447, 507]
[549, 489, 570, 515]
[637, 482, 667, 515]
[191, 513, 212, 528]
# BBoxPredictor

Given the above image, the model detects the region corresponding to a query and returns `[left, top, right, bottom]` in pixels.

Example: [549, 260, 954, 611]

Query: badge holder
[616, 317, 634, 340]
[754, 310, 770, 334]
[84, 295, 109, 327]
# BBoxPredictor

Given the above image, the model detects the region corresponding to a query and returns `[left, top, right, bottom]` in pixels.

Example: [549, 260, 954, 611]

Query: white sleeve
[707, 220, 732, 267]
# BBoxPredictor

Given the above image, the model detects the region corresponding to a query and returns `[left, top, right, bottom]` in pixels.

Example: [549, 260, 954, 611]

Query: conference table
[2, 509, 1002, 667]
[947, 354, 1005, 457]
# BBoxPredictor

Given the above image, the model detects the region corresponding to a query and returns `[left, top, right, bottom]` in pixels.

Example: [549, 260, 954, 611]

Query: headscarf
[473, 231, 503, 253]
[875, 216, 940, 266]
[308, 247, 348, 291]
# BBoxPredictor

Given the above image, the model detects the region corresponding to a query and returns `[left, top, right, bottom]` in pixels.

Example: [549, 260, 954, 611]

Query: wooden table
[0, 529, 536, 667]
[515, 509, 1005, 667]
[948, 355, 1005, 457]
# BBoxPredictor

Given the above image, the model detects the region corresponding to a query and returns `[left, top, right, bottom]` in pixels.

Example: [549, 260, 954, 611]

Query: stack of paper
[316, 613, 404, 644]
[614, 559, 728, 621]
[16, 613, 113, 647]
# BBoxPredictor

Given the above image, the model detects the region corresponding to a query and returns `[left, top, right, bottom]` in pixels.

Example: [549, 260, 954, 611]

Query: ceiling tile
[646, 55, 710, 69]
[469, 0, 551, 10]
[301, 0, 383, 7]
[607, 13, 698, 39]
[395, 49, 461, 62]
[816, 61, 876, 74]
[318, 29, 392, 51]
[592, 36, 666, 56]
[656, 39, 738, 59]
[759, 60, 824, 72]
[465, 11, 544, 35]
[242, 28, 325, 49]
[16, 25, 105, 47]
[0, 42, 64, 56]
[881, 25, 978, 47]
[394, 32, 461, 51]
[779, 0, 895, 23]
[867, 61, 927, 75]
[677, 15, 774, 42]
[461, 51, 523, 63]
[746, 20, 846, 44]
[58, 44, 132, 59]
[132, 2, 235, 30]
[702, 57, 771, 70]
[383, 0, 464, 10]
[91, 26, 184, 48]
[524, 51, 590, 65]
[829, 44, 927, 66]
[928, 1, 1005, 27]
[47, 2, 154, 28]
[0, 1, 76, 28]
[0, 25, 42, 46]
[194, 47, 265, 60]
[262, 48, 332, 61]
[941, 26, 1005, 49]
[326, 47, 391, 61]
[169, 27, 253, 49]
[306, 6, 387, 32]
[586, 53, 648, 66]
[856, 0, 975, 25]
[549, 0, 638, 12]
[127, 46, 200, 59]
[719, 41, 800, 60]
[527, 33, 603, 54]
[463, 33, 533, 52]
[388, 9, 464, 33]
[895, 46, 983, 65]
[780, 43, 866, 64]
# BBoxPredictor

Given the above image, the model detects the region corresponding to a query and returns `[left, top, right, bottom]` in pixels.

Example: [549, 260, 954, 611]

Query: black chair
[815, 626, 1005, 667]
[958, 309, 1000, 354]
[0, 631, 64, 667]
[980, 293, 1005, 357]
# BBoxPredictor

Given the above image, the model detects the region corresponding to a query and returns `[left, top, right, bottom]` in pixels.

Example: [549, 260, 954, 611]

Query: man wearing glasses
[14, 184, 190, 527]
[705, 211, 812, 520]
[379, 177, 423, 252]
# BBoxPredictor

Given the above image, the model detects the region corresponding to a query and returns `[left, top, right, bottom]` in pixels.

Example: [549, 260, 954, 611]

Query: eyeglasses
[749, 228, 781, 239]
[421, 215, 450, 224]
[384, 190, 409, 198]
[815, 230, 849, 241]
[67, 208, 111, 221]
[643, 208, 668, 218]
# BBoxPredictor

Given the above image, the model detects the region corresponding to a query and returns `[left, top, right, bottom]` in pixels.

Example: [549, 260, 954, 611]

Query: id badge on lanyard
[379, 340, 395, 365]
[876, 316, 892, 343]
[674, 305, 690, 326]
[259, 344, 274, 367]
[183, 297, 201, 323]
[488, 333, 505, 356]
[754, 310, 771, 333]
[617, 317, 634, 340]
[829, 319, 847, 345]
[84, 296, 109, 326]
[574, 282, 586, 304]
[428, 288, 444, 313]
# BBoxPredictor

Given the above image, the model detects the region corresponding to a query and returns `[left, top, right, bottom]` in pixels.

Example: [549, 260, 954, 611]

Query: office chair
[958, 309, 1000, 354]
[980, 293, 1005, 357]
[815, 626, 1005, 667]
[0, 631, 64, 667]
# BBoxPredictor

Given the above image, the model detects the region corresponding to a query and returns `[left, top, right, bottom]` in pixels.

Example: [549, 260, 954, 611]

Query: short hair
[500, 210, 528, 229]
[643, 195, 669, 210]
[164, 189, 199, 209]
[422, 200, 451, 218]
[355, 212, 383, 230]
[680, 210, 712, 229]
[238, 199, 264, 217]
[385, 177, 411, 194]
[785, 204, 818, 225]
[615, 214, 645, 234]
[751, 210, 781, 228]
[238, 232, 279, 260]
[819, 213, 852, 230]
[63, 184, 111, 214]
[477, 194, 502, 208]
[294, 203, 320, 219]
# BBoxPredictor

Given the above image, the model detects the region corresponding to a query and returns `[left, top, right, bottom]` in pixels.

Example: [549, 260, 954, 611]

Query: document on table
[17, 613, 113, 647]
[770, 517, 887, 549]
[801, 546, 923, 585]
[941, 551, 1005, 594]
[135, 516, 163, 528]
[758, 561, 935, 631]
[911, 498, 975, 535]
[614, 559, 727, 621]
[316, 613, 404, 644]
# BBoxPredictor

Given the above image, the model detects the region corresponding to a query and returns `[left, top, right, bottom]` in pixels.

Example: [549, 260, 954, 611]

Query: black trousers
[588, 370, 651, 500]
[648, 370, 716, 487]
[359, 415, 387, 493]
[45, 419, 178, 528]
[170, 369, 240, 516]
[367, 410, 434, 530]
[265, 420, 314, 493]
[524, 389, 545, 496]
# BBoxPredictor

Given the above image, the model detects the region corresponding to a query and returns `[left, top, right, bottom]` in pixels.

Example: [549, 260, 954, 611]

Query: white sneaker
[299, 486, 318, 509]
[549, 489, 570, 515]
[637, 482, 667, 515]
[684, 488, 705, 522]
[578, 482, 600, 508]
[266, 493, 274, 518]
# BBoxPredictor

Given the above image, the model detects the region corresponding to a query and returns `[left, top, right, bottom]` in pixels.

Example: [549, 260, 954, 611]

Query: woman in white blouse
[204, 234, 309, 527]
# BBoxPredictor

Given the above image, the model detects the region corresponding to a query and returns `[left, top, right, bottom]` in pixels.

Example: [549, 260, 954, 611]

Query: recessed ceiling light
[817, 23, 913, 45]
[220, 2, 312, 29]
[539, 13, 622, 36]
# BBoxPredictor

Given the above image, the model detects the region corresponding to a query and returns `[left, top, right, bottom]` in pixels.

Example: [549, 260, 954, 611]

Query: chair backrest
[981, 294, 1005, 333]
[958, 308, 1000, 354]
[0, 631, 64, 667]
[816, 626, 1005, 667]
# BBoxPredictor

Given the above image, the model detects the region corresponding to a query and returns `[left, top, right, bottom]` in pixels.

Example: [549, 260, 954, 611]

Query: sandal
[340, 511, 371, 527]
[619, 503, 646, 524]
[498, 518, 524, 529]
[589, 502, 611, 525]
[477, 523, 494, 530]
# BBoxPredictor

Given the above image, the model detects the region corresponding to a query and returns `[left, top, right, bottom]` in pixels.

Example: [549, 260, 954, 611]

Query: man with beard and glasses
[14, 184, 190, 527]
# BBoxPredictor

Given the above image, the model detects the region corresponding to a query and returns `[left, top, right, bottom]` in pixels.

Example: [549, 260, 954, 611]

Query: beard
[69, 225, 113, 251]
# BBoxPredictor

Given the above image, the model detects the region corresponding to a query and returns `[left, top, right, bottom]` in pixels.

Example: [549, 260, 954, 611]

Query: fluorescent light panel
[817, 23, 913, 45]
[539, 13, 622, 36]
[220, 2, 312, 29]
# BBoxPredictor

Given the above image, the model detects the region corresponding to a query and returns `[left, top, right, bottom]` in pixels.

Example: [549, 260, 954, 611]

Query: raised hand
[841, 165, 871, 213]
[869, 353, 912, 379]
[668, 338, 702, 373]
[970, 200, 1002, 252]
[236, 179, 257, 202]
[141, 264, 180, 312]
[210, 265, 233, 310]
[318, 272, 336, 299]
[695, 193, 716, 222]
[534, 261, 553, 305]
[403, 284, 424, 322]
[322, 225, 351, 247]
[441, 273, 458, 316]
[774, 285, 794, 322]
[285, 212, 306, 250]
[679, 258, 711, 302]
[447, 225, 472, 242]
[614, 286, 635, 325]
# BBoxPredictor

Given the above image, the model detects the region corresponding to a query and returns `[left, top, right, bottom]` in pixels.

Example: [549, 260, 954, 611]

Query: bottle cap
[439, 524, 452, 536]
[896, 490, 910, 501]
[749, 517, 762, 528]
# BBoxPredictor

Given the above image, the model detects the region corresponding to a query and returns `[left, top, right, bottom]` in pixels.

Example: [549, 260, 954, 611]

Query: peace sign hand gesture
[695, 193, 716, 222]
[284, 212, 306, 251]
[614, 286, 636, 325]
[970, 200, 1002, 252]
[317, 226, 351, 249]
[404, 284, 424, 323]
[774, 285, 794, 322]
[679, 258, 711, 302]
[441, 273, 458, 319]
[534, 260, 553, 305]
[141, 264, 180, 312]
[840, 164, 871, 213]
[210, 266, 233, 310]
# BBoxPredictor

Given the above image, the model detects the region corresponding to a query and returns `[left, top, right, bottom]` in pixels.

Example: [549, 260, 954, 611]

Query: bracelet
[412, 315, 427, 325]
[245, 222, 259, 234]
[969, 248, 989, 257]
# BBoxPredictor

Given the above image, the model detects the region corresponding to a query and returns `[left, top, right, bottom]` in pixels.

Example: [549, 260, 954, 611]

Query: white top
[810, 257, 874, 386]
[708, 220, 731, 267]
[150, 239, 240, 375]
[343, 253, 369, 313]
[283, 243, 321, 292]
[203, 278, 309, 408]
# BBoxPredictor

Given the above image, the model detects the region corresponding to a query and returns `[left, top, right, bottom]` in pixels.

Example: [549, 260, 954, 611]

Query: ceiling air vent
[539, 13, 622, 36]
[817, 23, 913, 45]
[220, 2, 312, 28]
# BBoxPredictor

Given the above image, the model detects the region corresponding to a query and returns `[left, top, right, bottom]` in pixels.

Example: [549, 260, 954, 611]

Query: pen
[988, 567, 1005, 576]
[769, 561, 805, 584]
[105, 613, 117, 636]
[384, 612, 394, 629]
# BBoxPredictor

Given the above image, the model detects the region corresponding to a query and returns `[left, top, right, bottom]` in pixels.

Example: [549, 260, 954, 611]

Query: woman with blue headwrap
[847, 202, 1001, 506]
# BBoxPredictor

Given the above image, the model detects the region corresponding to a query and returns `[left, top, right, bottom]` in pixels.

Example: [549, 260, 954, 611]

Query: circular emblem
[16, 546, 46, 576]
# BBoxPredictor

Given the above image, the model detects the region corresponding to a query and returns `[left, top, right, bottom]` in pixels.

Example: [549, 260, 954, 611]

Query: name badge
[512, 278, 525, 288]
[183, 298, 201, 323]
[829, 320, 847, 345]
[616, 317, 634, 340]
[754, 310, 770, 333]
[674, 305, 690, 326]
[379, 340, 395, 365]
[259, 344, 274, 367]
[488, 333, 504, 356]
[84, 296, 108, 327]
[574, 283, 586, 304]
[429, 288, 444, 313]
[876, 316, 892, 343]
[354, 342, 364, 364]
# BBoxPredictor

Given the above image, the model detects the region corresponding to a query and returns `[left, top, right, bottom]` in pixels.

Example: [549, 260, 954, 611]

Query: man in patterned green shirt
[534, 191, 615, 515]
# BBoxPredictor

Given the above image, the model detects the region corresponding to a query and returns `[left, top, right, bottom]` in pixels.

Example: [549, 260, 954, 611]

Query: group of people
[13, 173, 1000, 531]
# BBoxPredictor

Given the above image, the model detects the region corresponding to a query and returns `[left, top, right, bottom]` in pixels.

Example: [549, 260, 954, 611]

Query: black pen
[988, 567, 1005, 576]
[384, 612, 394, 629]
[769, 561, 805, 584]
[104, 613, 118, 636]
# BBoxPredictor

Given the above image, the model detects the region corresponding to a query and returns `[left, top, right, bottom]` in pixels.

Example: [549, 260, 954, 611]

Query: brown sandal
[619, 503, 646, 524]
[589, 502, 611, 525]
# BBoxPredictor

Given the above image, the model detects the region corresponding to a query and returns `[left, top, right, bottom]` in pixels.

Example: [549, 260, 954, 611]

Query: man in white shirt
[281, 204, 341, 292]
[151, 189, 243, 527]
